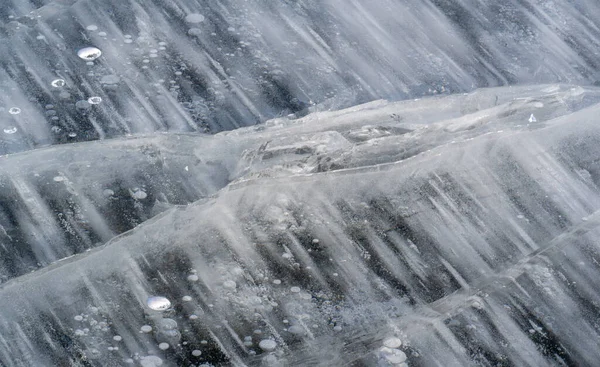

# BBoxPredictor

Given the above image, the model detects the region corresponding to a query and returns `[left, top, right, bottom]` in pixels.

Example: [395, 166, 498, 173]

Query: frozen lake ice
[2, 0, 600, 366]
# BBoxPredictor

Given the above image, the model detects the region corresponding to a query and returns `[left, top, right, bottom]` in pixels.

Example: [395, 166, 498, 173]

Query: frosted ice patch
[146, 296, 171, 310]
[528, 114, 537, 123]
[77, 47, 102, 61]
[8, 107, 21, 115]
[3, 127, 17, 134]
[188, 28, 202, 37]
[75, 100, 91, 110]
[88, 96, 102, 104]
[185, 13, 205, 23]
[158, 318, 177, 330]
[287, 325, 304, 335]
[100, 75, 120, 85]
[258, 339, 277, 352]
[383, 337, 402, 348]
[51, 79, 66, 87]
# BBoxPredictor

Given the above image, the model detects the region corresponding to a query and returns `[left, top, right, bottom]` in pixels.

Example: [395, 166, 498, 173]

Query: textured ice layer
[2, 0, 600, 154]
[2, 85, 600, 366]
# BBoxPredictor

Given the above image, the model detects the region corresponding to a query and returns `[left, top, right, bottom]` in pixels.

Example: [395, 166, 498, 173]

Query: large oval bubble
[77, 47, 102, 61]
[146, 296, 171, 311]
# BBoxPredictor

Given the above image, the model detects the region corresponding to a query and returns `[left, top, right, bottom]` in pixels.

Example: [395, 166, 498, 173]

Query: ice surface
[2, 0, 600, 155]
[1, 84, 600, 366]
[4, 0, 600, 366]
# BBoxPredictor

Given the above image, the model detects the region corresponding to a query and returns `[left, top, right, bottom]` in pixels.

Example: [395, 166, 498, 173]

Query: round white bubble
[383, 337, 402, 349]
[191, 350, 202, 357]
[8, 107, 21, 115]
[140, 355, 163, 367]
[98, 32, 107, 37]
[379, 347, 407, 364]
[3, 127, 17, 134]
[182, 295, 192, 302]
[187, 274, 199, 282]
[258, 339, 277, 352]
[86, 25, 98, 31]
[158, 342, 170, 350]
[51, 79, 66, 87]
[140, 325, 153, 333]
[74, 315, 83, 321]
[188, 28, 202, 37]
[77, 47, 102, 61]
[113, 335, 122, 341]
[290, 286, 301, 293]
[185, 13, 205, 23]
[146, 296, 171, 311]
[132, 190, 147, 200]
[223, 280, 236, 289]
[88, 96, 102, 104]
